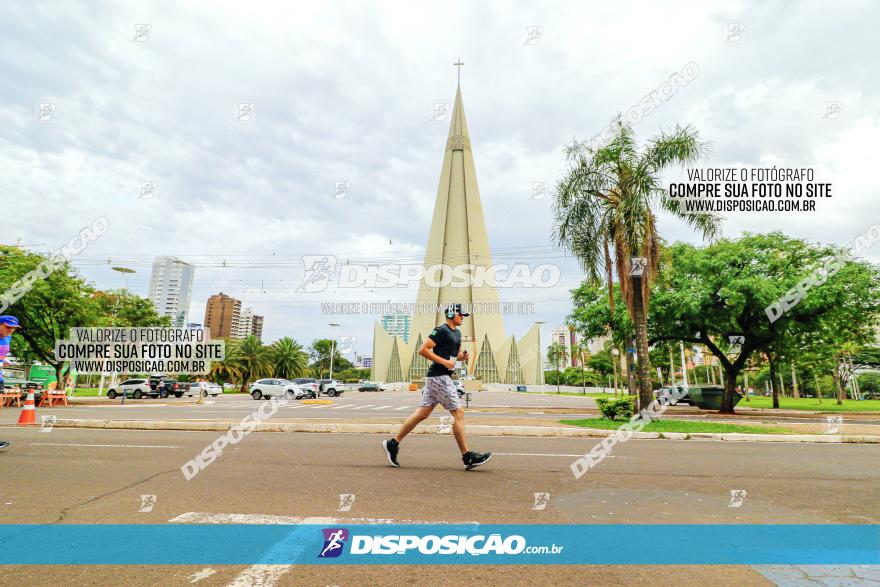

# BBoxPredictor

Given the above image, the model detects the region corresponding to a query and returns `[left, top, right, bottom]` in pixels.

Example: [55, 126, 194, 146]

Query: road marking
[394, 405, 409, 411]
[170, 512, 477, 587]
[31, 443, 180, 448]
[330, 404, 349, 409]
[188, 568, 216, 583]
[350, 405, 375, 410]
[372, 405, 393, 410]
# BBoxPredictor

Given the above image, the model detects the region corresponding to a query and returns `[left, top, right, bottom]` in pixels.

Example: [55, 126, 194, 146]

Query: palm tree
[208, 355, 242, 388]
[553, 117, 719, 411]
[572, 340, 591, 395]
[232, 335, 273, 393]
[546, 342, 568, 394]
[270, 337, 309, 380]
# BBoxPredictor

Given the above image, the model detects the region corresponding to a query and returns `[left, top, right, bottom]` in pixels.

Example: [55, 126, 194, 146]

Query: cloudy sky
[2, 0, 877, 359]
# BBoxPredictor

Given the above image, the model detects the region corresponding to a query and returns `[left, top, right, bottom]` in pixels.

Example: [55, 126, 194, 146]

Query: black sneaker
[383, 438, 400, 467]
[0, 441, 9, 449]
[463, 451, 491, 470]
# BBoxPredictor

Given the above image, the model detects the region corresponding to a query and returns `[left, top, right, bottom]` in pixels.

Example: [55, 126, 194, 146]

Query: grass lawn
[560, 418, 793, 435]
[71, 387, 102, 396]
[739, 396, 880, 412]
[530, 391, 613, 398]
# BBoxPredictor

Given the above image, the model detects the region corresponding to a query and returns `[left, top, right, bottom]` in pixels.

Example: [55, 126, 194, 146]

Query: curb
[45, 419, 880, 443]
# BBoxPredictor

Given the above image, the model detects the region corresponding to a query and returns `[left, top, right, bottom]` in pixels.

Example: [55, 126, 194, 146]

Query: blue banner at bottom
[0, 524, 877, 565]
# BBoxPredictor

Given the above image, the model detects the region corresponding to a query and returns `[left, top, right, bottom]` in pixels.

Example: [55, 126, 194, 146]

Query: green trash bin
[687, 385, 742, 410]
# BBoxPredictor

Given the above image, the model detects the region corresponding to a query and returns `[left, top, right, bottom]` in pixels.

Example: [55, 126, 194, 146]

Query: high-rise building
[234, 307, 264, 341]
[147, 256, 194, 327]
[251, 314, 264, 341]
[204, 293, 241, 339]
[550, 325, 582, 366]
[237, 308, 254, 339]
[381, 315, 411, 343]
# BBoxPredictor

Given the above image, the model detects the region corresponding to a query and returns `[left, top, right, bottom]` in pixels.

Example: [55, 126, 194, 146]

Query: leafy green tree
[587, 350, 614, 378]
[648, 234, 880, 412]
[270, 337, 309, 380]
[0, 246, 100, 386]
[309, 339, 351, 378]
[92, 290, 170, 327]
[553, 118, 719, 410]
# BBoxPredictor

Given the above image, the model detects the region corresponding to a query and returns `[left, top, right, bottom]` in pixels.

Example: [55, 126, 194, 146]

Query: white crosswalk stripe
[330, 404, 349, 409]
[372, 405, 393, 410]
[394, 405, 409, 411]
[349, 404, 374, 410]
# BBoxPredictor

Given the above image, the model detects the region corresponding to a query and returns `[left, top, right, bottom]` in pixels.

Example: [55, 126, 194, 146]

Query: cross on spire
[453, 58, 464, 86]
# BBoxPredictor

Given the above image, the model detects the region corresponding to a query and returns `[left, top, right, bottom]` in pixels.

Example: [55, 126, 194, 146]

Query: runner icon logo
[319, 528, 349, 558]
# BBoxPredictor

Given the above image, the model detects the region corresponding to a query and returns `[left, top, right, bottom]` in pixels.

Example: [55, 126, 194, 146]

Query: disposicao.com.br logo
[317, 528, 563, 558]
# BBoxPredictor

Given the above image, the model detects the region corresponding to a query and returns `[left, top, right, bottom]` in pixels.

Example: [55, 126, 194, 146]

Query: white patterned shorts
[421, 375, 461, 411]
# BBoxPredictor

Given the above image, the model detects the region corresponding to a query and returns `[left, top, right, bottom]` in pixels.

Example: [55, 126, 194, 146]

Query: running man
[383, 304, 491, 470]
[0, 315, 22, 449]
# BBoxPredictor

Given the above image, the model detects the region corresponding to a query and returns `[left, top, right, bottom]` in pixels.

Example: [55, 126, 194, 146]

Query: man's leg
[395, 405, 435, 443]
[450, 407, 468, 454]
[383, 405, 435, 467]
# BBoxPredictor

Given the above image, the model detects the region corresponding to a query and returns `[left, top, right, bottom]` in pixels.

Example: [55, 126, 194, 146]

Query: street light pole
[328, 323, 340, 381]
[535, 321, 545, 393]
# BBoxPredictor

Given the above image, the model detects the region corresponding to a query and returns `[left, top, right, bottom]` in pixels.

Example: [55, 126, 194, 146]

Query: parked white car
[186, 382, 223, 397]
[106, 378, 153, 399]
[249, 378, 307, 400]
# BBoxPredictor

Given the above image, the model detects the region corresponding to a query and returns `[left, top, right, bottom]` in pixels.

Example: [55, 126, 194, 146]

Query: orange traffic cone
[17, 390, 37, 426]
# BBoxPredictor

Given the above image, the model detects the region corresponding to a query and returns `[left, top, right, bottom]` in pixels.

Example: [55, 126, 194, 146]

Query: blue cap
[0, 316, 21, 328]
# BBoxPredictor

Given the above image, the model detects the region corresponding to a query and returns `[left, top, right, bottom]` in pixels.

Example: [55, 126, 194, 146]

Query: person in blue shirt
[0, 315, 22, 449]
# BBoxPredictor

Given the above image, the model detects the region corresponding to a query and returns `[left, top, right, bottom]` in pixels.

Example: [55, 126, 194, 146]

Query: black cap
[449, 303, 470, 317]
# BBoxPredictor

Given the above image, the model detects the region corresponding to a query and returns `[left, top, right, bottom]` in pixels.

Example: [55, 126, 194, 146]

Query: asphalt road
[0, 425, 877, 585]
[4, 391, 878, 430]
